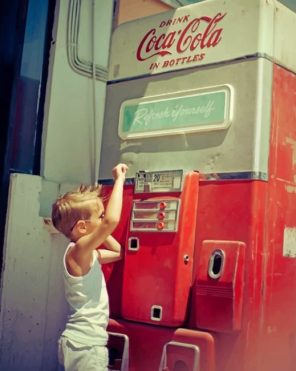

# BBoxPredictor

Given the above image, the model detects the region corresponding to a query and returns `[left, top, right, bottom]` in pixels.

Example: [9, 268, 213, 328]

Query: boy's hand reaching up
[112, 163, 128, 181]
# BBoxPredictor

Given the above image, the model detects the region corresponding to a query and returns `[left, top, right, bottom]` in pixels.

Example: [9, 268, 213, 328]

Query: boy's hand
[112, 163, 128, 180]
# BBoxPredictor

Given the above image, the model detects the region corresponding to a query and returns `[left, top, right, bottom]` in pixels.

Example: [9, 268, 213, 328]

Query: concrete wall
[0, 174, 68, 371]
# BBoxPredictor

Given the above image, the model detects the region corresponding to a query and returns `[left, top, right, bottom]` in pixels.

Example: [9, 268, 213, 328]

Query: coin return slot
[128, 237, 139, 251]
[151, 305, 162, 321]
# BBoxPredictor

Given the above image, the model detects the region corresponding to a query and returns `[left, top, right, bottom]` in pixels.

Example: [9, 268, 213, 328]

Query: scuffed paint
[285, 137, 296, 167]
[283, 227, 296, 258]
[285, 184, 296, 193]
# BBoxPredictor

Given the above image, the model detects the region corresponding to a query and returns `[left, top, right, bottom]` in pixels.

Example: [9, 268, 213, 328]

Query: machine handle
[208, 249, 225, 279]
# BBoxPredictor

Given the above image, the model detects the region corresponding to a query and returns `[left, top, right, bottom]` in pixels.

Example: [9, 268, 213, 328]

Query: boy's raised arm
[75, 164, 128, 253]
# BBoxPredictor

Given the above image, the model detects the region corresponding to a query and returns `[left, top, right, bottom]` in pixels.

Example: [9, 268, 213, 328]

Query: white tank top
[62, 243, 109, 346]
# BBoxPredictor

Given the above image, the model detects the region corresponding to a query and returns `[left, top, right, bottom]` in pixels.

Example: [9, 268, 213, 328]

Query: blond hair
[51, 185, 103, 239]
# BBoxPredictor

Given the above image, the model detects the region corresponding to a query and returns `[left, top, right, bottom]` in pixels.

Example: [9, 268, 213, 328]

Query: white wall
[0, 1, 113, 370]
[42, 0, 113, 184]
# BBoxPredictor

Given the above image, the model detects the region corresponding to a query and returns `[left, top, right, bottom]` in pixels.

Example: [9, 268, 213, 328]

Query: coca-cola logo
[136, 12, 226, 70]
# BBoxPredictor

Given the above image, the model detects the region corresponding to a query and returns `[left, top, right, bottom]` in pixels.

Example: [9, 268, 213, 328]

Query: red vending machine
[99, 1, 296, 370]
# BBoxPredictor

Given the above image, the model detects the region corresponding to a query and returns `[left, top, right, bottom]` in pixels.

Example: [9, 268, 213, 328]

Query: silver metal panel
[99, 58, 272, 179]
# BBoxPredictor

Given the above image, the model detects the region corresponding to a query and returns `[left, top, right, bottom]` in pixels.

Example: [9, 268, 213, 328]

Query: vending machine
[99, 1, 296, 370]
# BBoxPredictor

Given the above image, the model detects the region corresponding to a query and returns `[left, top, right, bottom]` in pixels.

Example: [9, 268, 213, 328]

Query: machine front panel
[121, 171, 199, 326]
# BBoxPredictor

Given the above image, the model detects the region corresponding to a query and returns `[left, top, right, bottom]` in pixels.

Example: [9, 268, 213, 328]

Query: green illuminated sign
[119, 87, 231, 139]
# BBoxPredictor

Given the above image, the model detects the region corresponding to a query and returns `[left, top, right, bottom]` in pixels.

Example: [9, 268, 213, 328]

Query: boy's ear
[75, 220, 87, 234]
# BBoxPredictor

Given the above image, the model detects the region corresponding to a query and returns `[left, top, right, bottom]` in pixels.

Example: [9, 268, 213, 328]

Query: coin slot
[128, 237, 139, 251]
[151, 305, 162, 321]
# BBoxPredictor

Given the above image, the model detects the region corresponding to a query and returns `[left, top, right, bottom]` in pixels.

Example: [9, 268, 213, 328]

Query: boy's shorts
[58, 336, 108, 371]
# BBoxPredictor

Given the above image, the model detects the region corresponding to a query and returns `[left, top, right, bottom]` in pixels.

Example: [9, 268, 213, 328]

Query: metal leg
[107, 332, 129, 371]
[159, 341, 200, 371]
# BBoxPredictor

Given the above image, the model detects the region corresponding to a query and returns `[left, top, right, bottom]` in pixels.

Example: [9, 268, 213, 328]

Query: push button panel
[131, 199, 180, 232]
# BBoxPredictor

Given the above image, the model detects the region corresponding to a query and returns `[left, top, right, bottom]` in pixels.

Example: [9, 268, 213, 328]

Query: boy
[51, 163, 128, 371]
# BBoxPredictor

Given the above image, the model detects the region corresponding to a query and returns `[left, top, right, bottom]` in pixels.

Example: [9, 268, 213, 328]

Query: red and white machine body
[99, 1, 296, 370]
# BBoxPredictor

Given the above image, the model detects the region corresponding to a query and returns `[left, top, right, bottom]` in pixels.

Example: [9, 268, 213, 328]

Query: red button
[157, 222, 165, 230]
[159, 202, 167, 210]
[158, 212, 165, 220]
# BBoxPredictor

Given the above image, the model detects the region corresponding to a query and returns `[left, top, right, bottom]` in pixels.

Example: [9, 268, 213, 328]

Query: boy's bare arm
[74, 164, 127, 258]
[97, 235, 123, 264]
